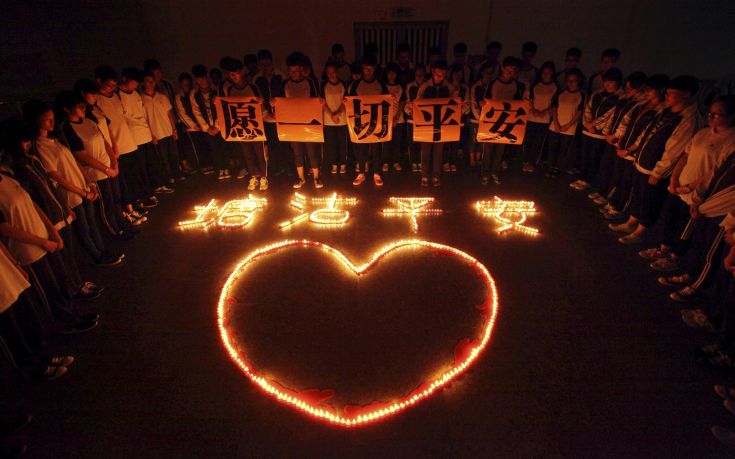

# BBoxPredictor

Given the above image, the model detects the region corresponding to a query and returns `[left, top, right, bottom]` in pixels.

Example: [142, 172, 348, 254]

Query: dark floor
[2, 161, 733, 458]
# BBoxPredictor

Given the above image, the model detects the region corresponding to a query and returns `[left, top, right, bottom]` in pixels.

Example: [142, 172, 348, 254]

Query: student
[416, 60, 452, 187]
[175, 72, 209, 173]
[94, 65, 155, 217]
[395, 42, 415, 87]
[279, 52, 322, 189]
[452, 42, 474, 85]
[363, 42, 383, 79]
[569, 68, 624, 191]
[476, 42, 502, 80]
[588, 48, 620, 95]
[302, 56, 321, 90]
[140, 70, 182, 188]
[349, 54, 389, 186]
[518, 42, 539, 89]
[446, 64, 470, 173]
[252, 50, 288, 177]
[610, 76, 704, 244]
[210, 67, 225, 96]
[639, 96, 735, 274]
[142, 59, 177, 118]
[469, 63, 494, 169]
[190, 64, 230, 180]
[327, 44, 351, 84]
[220, 58, 269, 191]
[321, 61, 348, 175]
[383, 62, 406, 173]
[588, 71, 648, 204]
[546, 69, 585, 178]
[404, 64, 426, 173]
[601, 74, 668, 219]
[426, 46, 442, 72]
[556, 48, 585, 89]
[346, 62, 364, 171]
[521, 61, 557, 174]
[480, 56, 525, 185]
[243, 54, 259, 82]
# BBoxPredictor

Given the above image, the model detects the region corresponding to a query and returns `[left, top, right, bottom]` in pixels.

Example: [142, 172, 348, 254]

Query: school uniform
[555, 68, 586, 90]
[223, 83, 268, 178]
[142, 90, 182, 183]
[119, 88, 163, 190]
[416, 79, 452, 179]
[175, 89, 207, 168]
[468, 79, 488, 156]
[596, 94, 644, 196]
[480, 78, 525, 179]
[522, 80, 557, 165]
[191, 85, 229, 172]
[385, 81, 407, 168]
[404, 79, 423, 166]
[348, 77, 390, 174]
[321, 79, 349, 169]
[547, 88, 585, 173]
[254, 69, 289, 175]
[281, 77, 322, 171]
[579, 87, 624, 184]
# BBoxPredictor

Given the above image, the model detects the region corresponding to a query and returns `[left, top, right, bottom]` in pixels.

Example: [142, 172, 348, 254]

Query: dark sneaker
[73, 285, 102, 301]
[712, 426, 735, 449]
[47, 355, 75, 367]
[61, 317, 99, 335]
[670, 286, 700, 302]
[658, 273, 692, 287]
[95, 252, 124, 267]
[33, 365, 68, 381]
[0, 414, 31, 435]
[0, 443, 27, 458]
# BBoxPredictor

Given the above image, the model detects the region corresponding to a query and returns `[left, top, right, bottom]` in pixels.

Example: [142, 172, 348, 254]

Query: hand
[605, 135, 615, 145]
[616, 149, 629, 158]
[172, 130, 179, 141]
[690, 204, 701, 220]
[42, 239, 58, 253]
[107, 167, 119, 178]
[207, 127, 219, 136]
[151, 136, 158, 145]
[724, 245, 735, 272]
[648, 175, 659, 186]
[553, 121, 561, 132]
[331, 113, 340, 123]
[51, 230, 64, 251]
[725, 229, 735, 246]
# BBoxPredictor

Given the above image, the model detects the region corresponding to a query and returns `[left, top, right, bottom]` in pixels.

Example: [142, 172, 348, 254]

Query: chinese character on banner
[477, 100, 530, 144]
[273, 97, 324, 142]
[412, 97, 463, 142]
[344, 95, 393, 143]
[214, 97, 267, 142]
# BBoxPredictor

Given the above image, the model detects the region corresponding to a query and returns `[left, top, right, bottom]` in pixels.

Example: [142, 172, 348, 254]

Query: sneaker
[314, 177, 324, 189]
[382, 163, 389, 173]
[222, 169, 232, 179]
[587, 191, 601, 200]
[123, 212, 143, 226]
[568, 179, 582, 189]
[670, 286, 700, 302]
[450, 164, 457, 172]
[247, 177, 259, 191]
[618, 233, 644, 245]
[236, 168, 247, 179]
[650, 257, 680, 272]
[0, 414, 32, 435]
[83, 281, 103, 293]
[352, 173, 366, 186]
[420, 177, 429, 187]
[137, 199, 157, 209]
[393, 163, 402, 172]
[608, 222, 636, 233]
[491, 174, 502, 185]
[94, 252, 124, 267]
[48, 355, 75, 367]
[592, 196, 608, 205]
[411, 163, 419, 173]
[373, 174, 383, 186]
[330, 165, 338, 174]
[339, 164, 347, 174]
[442, 163, 451, 173]
[681, 309, 715, 332]
[259, 177, 269, 191]
[432, 177, 441, 187]
[74, 284, 102, 301]
[217, 170, 226, 180]
[574, 180, 590, 191]
[550, 168, 560, 179]
[154, 186, 174, 194]
[724, 399, 735, 417]
[354, 164, 360, 173]
[524, 163, 534, 174]
[481, 176, 490, 186]
[638, 247, 670, 260]
[658, 273, 692, 287]
[714, 384, 735, 400]
[603, 209, 626, 221]
[292, 178, 306, 189]
[566, 167, 580, 175]
[34, 365, 68, 381]
[599, 203, 614, 214]
[61, 317, 99, 335]
[501, 160, 509, 170]
[129, 210, 148, 222]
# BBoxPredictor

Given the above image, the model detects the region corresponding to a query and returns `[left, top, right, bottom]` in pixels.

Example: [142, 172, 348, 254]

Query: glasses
[708, 112, 727, 118]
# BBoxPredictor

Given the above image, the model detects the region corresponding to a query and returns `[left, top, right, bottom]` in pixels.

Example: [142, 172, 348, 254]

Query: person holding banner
[348, 54, 389, 187]
[220, 58, 269, 191]
[322, 62, 349, 175]
[416, 60, 452, 187]
[280, 52, 323, 189]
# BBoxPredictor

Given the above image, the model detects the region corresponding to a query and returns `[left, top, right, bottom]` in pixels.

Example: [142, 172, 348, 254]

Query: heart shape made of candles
[217, 239, 498, 427]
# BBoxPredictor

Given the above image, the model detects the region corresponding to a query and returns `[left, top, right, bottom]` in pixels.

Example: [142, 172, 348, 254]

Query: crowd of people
[0, 38, 734, 455]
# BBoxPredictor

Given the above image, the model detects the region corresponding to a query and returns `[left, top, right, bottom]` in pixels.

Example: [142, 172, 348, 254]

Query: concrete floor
[2, 163, 733, 458]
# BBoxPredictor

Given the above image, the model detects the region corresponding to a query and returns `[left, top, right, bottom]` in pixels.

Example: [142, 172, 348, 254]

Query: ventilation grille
[354, 21, 449, 66]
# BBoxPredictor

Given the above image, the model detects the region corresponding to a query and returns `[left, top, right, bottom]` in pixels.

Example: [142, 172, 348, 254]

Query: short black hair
[646, 74, 670, 91]
[331, 43, 344, 54]
[143, 58, 161, 71]
[478, 62, 494, 74]
[487, 41, 502, 51]
[385, 62, 400, 75]
[243, 54, 258, 66]
[539, 61, 556, 75]
[286, 52, 306, 67]
[209, 68, 222, 80]
[178, 72, 192, 83]
[94, 64, 117, 82]
[22, 99, 52, 127]
[257, 49, 273, 61]
[397, 42, 411, 54]
[220, 57, 244, 73]
[453, 42, 468, 54]
[360, 53, 378, 67]
[433, 60, 449, 71]
[449, 64, 464, 77]
[625, 71, 647, 90]
[140, 69, 154, 80]
[502, 56, 521, 69]
[74, 78, 98, 95]
[566, 47, 582, 59]
[121, 67, 142, 83]
[427, 46, 441, 57]
[191, 64, 208, 78]
[668, 75, 699, 96]
[522, 41, 538, 54]
[350, 62, 362, 75]
[54, 90, 85, 113]
[602, 67, 623, 83]
[602, 48, 621, 60]
[714, 95, 735, 116]
[566, 68, 584, 81]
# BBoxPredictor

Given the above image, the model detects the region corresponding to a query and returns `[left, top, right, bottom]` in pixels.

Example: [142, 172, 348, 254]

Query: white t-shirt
[90, 105, 112, 146]
[549, 89, 584, 136]
[67, 118, 111, 182]
[527, 81, 558, 124]
[487, 79, 520, 100]
[0, 244, 31, 313]
[0, 174, 48, 266]
[118, 89, 153, 145]
[679, 126, 735, 204]
[322, 80, 347, 126]
[35, 136, 88, 209]
[141, 91, 174, 140]
[95, 94, 138, 155]
[386, 83, 405, 124]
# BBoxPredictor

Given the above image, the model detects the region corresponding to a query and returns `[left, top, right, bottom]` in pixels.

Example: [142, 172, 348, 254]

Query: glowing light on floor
[474, 197, 539, 235]
[178, 195, 268, 229]
[382, 197, 444, 232]
[279, 193, 358, 229]
[218, 239, 498, 427]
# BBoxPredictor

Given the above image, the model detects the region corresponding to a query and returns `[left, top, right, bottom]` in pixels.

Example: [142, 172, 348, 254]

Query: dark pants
[118, 149, 148, 204]
[157, 135, 182, 181]
[55, 225, 83, 297]
[481, 143, 505, 177]
[522, 121, 549, 164]
[0, 295, 44, 369]
[26, 254, 75, 324]
[386, 124, 406, 166]
[580, 135, 606, 182]
[631, 171, 669, 228]
[265, 122, 291, 175]
[710, 267, 735, 352]
[355, 144, 381, 174]
[177, 127, 199, 166]
[292, 142, 320, 169]
[420, 142, 443, 179]
[96, 176, 125, 234]
[407, 124, 420, 165]
[324, 125, 348, 168]
[205, 133, 228, 170]
[546, 132, 574, 171]
[661, 194, 693, 255]
[189, 131, 212, 168]
[608, 156, 634, 204]
[685, 216, 727, 292]
[595, 143, 617, 193]
[139, 142, 163, 190]
[72, 200, 105, 261]
[239, 142, 267, 177]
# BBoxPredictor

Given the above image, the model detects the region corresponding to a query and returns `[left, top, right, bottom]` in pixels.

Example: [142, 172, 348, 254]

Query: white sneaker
[382, 163, 389, 173]
[292, 178, 306, 189]
[352, 173, 366, 186]
[330, 165, 338, 174]
[373, 174, 383, 186]
[259, 177, 268, 191]
[236, 168, 247, 179]
[217, 170, 226, 180]
[442, 163, 450, 173]
[587, 191, 601, 200]
[247, 177, 258, 191]
[411, 163, 419, 172]
[393, 163, 402, 172]
[222, 169, 232, 179]
[339, 164, 346, 174]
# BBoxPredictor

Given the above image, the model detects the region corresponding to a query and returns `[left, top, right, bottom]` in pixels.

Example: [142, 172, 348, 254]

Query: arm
[0, 241, 28, 280]
[651, 114, 700, 179]
[190, 91, 210, 131]
[167, 109, 178, 140]
[46, 170, 91, 200]
[0, 222, 57, 253]
[71, 149, 113, 177]
[175, 95, 199, 130]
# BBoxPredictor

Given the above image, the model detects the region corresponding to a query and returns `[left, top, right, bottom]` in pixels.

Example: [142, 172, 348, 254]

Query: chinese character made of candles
[382, 197, 444, 233]
[178, 195, 268, 230]
[279, 192, 358, 229]
[475, 197, 539, 235]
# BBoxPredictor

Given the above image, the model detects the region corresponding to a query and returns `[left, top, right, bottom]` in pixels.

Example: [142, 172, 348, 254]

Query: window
[354, 21, 449, 66]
